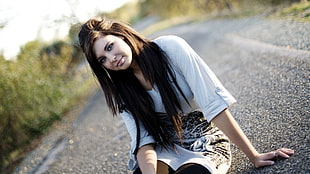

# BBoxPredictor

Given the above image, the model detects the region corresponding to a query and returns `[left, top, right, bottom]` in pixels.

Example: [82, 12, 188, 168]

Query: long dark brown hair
[78, 18, 188, 150]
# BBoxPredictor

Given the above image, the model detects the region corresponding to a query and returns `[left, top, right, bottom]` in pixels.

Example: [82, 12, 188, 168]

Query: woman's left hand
[253, 148, 294, 168]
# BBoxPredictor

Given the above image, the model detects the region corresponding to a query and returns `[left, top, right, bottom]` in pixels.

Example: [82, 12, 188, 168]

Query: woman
[78, 18, 294, 174]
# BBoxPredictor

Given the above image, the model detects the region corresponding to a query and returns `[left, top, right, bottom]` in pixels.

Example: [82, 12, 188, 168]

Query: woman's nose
[107, 53, 116, 62]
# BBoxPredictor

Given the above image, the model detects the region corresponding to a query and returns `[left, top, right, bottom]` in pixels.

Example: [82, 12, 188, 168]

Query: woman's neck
[130, 59, 141, 74]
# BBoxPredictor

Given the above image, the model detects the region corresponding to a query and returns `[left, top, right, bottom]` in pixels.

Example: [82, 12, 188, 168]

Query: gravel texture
[14, 15, 309, 174]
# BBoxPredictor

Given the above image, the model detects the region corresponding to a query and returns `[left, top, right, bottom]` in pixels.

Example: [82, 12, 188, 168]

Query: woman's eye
[107, 43, 113, 51]
[98, 57, 106, 64]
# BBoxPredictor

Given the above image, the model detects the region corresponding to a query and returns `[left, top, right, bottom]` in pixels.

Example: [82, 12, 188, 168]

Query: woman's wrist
[247, 150, 260, 164]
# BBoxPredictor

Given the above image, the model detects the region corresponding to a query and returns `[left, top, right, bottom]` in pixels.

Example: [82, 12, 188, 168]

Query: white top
[120, 35, 236, 173]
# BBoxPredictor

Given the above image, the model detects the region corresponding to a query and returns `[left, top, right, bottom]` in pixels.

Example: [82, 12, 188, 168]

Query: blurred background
[0, 0, 309, 173]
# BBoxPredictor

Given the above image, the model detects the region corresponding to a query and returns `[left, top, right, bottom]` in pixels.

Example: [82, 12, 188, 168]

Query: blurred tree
[68, 23, 84, 72]
[0, 38, 75, 170]
[65, 0, 80, 24]
[17, 40, 42, 62]
[141, 0, 198, 17]
[0, 22, 5, 29]
[0, 4, 12, 30]
[97, 1, 141, 23]
[0, 52, 4, 60]
[40, 40, 73, 75]
[139, 0, 303, 18]
[0, 0, 92, 170]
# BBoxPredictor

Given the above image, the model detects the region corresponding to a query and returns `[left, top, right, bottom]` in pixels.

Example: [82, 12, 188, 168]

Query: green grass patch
[276, 2, 310, 21]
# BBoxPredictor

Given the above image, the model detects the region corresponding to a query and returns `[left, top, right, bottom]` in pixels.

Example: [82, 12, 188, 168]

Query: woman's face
[93, 35, 133, 71]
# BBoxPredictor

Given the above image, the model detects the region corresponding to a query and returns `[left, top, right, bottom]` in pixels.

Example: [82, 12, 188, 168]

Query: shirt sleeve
[120, 111, 155, 170]
[154, 35, 236, 122]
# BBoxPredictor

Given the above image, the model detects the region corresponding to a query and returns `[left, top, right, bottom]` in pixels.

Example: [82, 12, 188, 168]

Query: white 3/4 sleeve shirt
[120, 35, 236, 173]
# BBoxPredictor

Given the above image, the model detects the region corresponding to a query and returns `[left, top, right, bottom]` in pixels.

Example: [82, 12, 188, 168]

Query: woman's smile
[117, 57, 125, 67]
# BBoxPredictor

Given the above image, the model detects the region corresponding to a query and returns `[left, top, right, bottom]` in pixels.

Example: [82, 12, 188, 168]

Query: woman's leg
[133, 160, 174, 174]
[174, 163, 211, 174]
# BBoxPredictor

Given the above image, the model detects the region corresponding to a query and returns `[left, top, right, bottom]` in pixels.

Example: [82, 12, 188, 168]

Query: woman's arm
[136, 144, 157, 174]
[212, 109, 294, 168]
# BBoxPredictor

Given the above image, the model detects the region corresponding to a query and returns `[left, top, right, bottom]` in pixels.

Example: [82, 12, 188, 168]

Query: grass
[139, 1, 309, 37]
[1, 75, 96, 174]
[275, 2, 310, 21]
[0, 39, 95, 173]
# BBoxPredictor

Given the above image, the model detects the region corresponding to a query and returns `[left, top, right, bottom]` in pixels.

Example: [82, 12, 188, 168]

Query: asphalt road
[14, 16, 310, 174]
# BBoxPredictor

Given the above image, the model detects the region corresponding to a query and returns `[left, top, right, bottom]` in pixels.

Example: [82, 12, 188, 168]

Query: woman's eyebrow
[104, 41, 110, 51]
[96, 42, 109, 60]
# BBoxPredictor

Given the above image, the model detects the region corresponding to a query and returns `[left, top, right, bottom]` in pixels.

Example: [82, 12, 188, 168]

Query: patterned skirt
[158, 110, 231, 170]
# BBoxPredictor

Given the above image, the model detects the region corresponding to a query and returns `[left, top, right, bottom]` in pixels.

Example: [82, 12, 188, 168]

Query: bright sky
[0, 0, 133, 59]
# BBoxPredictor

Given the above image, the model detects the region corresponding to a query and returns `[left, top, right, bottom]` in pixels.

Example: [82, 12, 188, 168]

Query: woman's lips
[117, 57, 124, 67]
